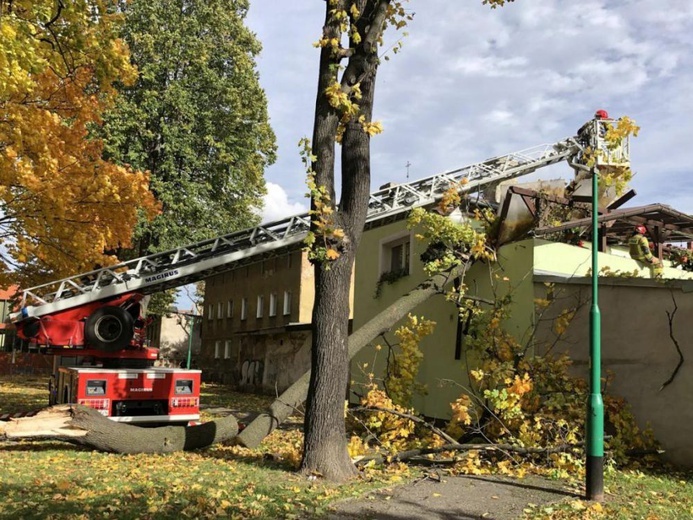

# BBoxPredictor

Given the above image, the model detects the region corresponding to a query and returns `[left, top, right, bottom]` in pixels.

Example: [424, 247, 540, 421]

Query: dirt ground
[327, 473, 580, 520]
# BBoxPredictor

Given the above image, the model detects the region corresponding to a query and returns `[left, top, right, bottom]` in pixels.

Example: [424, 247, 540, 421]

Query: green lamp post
[586, 163, 604, 501]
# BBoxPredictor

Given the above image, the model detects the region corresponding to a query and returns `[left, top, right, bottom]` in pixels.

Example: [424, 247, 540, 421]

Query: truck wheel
[22, 318, 40, 339]
[84, 306, 134, 351]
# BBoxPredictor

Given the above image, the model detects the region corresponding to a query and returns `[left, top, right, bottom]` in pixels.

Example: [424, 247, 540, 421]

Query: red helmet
[594, 109, 609, 119]
[635, 225, 647, 235]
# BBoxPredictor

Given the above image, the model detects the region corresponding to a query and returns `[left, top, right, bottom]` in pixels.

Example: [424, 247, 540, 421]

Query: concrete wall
[531, 239, 693, 467]
[531, 278, 693, 467]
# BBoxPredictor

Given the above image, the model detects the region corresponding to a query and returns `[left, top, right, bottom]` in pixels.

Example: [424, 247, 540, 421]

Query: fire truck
[10, 114, 624, 424]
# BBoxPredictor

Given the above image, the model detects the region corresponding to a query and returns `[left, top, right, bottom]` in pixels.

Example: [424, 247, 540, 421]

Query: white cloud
[261, 183, 307, 224]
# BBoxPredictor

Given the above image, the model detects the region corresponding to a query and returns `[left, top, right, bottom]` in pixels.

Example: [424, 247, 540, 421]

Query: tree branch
[355, 441, 583, 466]
[351, 405, 459, 444]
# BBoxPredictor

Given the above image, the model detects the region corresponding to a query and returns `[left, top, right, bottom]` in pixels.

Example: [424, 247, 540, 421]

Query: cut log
[1, 405, 238, 454]
[237, 263, 469, 448]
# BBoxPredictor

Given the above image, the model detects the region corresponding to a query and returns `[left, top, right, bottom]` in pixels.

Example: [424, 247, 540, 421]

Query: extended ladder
[13, 137, 580, 320]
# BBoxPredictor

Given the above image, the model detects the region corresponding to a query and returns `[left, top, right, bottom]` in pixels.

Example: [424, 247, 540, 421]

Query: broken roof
[493, 183, 693, 247]
[535, 203, 693, 244]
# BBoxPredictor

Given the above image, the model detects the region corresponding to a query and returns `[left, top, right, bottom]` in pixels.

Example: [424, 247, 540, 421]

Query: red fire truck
[14, 291, 202, 424]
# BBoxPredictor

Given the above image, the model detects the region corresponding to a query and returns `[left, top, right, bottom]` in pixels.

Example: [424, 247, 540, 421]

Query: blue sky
[245, 0, 693, 221]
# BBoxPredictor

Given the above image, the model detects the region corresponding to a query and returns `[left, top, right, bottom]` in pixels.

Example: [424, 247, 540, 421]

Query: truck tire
[84, 306, 134, 351]
[22, 318, 41, 339]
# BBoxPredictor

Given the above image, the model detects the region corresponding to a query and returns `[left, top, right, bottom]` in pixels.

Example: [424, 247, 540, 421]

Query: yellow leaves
[0, 0, 158, 284]
[470, 369, 485, 383]
[483, 0, 516, 8]
[386, 314, 435, 407]
[360, 118, 384, 137]
[300, 144, 345, 267]
[605, 116, 640, 144]
[325, 81, 356, 113]
[553, 308, 576, 336]
[349, 3, 361, 20]
[358, 386, 417, 452]
[447, 394, 473, 438]
[313, 37, 341, 50]
[437, 182, 463, 214]
[507, 373, 532, 396]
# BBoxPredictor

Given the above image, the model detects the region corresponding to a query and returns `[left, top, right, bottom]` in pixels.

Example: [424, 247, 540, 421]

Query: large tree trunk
[299, 0, 393, 482]
[237, 262, 468, 449]
[1, 405, 238, 453]
[302, 256, 359, 480]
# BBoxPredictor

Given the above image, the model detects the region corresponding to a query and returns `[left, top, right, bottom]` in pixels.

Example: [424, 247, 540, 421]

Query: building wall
[350, 220, 531, 418]
[148, 312, 202, 365]
[200, 249, 313, 391]
[202, 330, 311, 392]
[531, 239, 693, 467]
[354, 230, 693, 466]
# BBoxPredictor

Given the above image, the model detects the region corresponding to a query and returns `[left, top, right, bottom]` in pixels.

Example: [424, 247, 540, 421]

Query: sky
[244, 0, 693, 223]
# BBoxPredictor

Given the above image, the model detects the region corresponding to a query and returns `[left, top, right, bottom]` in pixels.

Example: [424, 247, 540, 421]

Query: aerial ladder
[11, 135, 582, 341]
[8, 129, 611, 423]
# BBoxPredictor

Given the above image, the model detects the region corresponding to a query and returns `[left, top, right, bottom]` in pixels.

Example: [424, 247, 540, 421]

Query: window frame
[379, 231, 413, 276]
[283, 291, 292, 316]
[241, 298, 248, 321]
[256, 295, 264, 318]
[269, 293, 277, 317]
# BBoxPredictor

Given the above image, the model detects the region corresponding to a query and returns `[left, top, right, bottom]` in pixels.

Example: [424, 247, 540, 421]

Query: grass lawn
[0, 375, 405, 519]
[523, 467, 693, 519]
[1, 375, 692, 519]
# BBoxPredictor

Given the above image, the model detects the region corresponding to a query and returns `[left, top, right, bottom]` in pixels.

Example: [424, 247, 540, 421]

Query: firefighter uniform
[628, 233, 663, 277]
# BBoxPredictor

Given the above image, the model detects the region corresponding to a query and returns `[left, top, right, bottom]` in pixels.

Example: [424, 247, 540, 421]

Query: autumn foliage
[347, 203, 657, 477]
[0, 0, 158, 287]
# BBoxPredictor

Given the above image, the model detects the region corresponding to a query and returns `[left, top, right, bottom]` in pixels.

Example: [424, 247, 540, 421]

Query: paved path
[328, 474, 579, 520]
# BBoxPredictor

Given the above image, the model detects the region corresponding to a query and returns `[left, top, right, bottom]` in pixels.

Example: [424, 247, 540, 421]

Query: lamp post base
[586, 455, 604, 501]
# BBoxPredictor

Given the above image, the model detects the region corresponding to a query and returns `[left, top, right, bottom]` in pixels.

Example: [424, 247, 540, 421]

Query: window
[283, 291, 292, 316]
[224, 340, 232, 359]
[269, 293, 277, 317]
[207, 304, 214, 320]
[217, 302, 223, 319]
[214, 340, 221, 359]
[286, 252, 293, 269]
[227, 299, 233, 318]
[241, 298, 248, 320]
[256, 295, 264, 318]
[381, 234, 411, 276]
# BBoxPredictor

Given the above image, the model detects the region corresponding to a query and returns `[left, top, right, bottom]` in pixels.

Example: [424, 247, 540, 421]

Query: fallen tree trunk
[237, 263, 469, 448]
[1, 405, 238, 454]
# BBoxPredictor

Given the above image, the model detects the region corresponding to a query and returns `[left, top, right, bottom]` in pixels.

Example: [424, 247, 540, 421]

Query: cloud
[247, 1, 693, 214]
[261, 182, 307, 224]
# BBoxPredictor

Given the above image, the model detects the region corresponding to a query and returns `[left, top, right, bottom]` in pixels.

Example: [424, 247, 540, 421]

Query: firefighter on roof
[628, 225, 663, 277]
